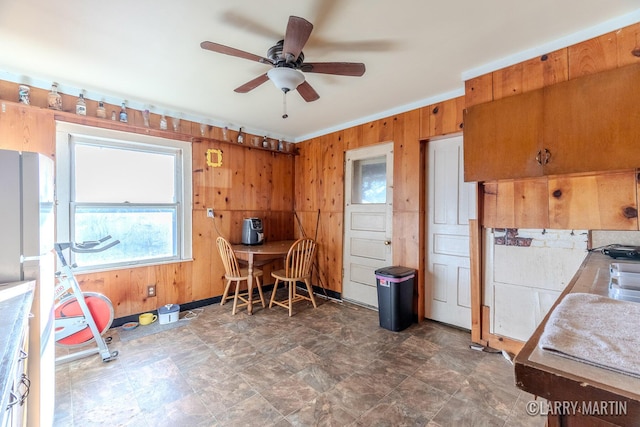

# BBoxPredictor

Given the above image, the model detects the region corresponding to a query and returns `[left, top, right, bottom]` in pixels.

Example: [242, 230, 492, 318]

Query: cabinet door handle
[543, 148, 551, 165]
[535, 150, 542, 165]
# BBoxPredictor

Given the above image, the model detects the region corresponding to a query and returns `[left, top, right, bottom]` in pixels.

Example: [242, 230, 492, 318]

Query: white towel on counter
[539, 293, 640, 378]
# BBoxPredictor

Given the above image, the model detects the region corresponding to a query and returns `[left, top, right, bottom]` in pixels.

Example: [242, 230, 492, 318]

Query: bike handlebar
[54, 236, 120, 268]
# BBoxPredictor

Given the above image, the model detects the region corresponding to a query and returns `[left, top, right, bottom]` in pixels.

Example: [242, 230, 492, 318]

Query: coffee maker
[242, 218, 264, 245]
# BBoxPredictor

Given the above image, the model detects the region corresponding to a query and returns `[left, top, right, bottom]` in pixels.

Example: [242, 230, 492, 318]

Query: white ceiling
[0, 1, 639, 142]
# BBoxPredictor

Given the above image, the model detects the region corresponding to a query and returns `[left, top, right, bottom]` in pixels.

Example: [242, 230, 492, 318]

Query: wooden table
[514, 252, 640, 426]
[231, 240, 295, 315]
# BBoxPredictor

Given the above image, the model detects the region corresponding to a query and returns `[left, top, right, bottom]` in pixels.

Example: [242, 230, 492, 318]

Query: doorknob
[384, 240, 391, 245]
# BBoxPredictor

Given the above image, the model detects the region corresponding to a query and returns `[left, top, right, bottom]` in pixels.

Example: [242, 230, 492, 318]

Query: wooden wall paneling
[154, 262, 192, 307]
[0, 103, 55, 156]
[522, 49, 569, 92]
[482, 182, 498, 228]
[191, 209, 216, 301]
[392, 211, 421, 314]
[428, 97, 465, 136]
[342, 125, 361, 151]
[206, 142, 229, 210]
[493, 50, 569, 101]
[317, 211, 343, 293]
[262, 210, 294, 242]
[393, 110, 421, 212]
[617, 22, 640, 67]
[362, 117, 394, 145]
[192, 139, 206, 210]
[419, 106, 430, 139]
[512, 178, 549, 229]
[294, 139, 319, 212]
[293, 210, 340, 292]
[129, 266, 159, 314]
[486, 179, 549, 229]
[568, 31, 618, 79]
[464, 74, 493, 108]
[270, 154, 295, 211]
[492, 61, 524, 100]
[227, 144, 248, 210]
[244, 149, 272, 211]
[77, 270, 128, 318]
[319, 133, 344, 212]
[0, 81, 19, 103]
[494, 181, 516, 228]
[492, 179, 550, 229]
[548, 171, 638, 230]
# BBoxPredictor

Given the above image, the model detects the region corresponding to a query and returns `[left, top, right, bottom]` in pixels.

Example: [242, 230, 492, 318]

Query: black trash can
[375, 266, 415, 332]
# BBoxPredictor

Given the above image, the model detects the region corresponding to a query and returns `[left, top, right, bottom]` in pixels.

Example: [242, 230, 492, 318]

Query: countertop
[0, 281, 35, 419]
[514, 252, 640, 425]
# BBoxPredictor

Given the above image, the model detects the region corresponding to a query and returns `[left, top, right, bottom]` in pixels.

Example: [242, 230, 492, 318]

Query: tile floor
[53, 291, 546, 426]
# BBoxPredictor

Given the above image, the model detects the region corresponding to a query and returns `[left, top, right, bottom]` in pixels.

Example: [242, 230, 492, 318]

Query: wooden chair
[216, 236, 265, 315]
[269, 238, 318, 316]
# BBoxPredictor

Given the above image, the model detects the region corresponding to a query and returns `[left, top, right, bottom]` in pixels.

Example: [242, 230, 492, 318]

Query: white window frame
[55, 122, 192, 272]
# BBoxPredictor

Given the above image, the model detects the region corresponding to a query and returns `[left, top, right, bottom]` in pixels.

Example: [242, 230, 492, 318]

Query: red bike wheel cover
[55, 293, 113, 346]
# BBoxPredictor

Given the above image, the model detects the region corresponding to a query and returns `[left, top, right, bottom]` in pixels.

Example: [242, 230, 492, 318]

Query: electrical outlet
[206, 208, 214, 218]
[147, 285, 156, 297]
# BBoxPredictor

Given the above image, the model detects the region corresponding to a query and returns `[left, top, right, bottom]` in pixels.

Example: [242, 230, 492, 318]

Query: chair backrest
[285, 238, 317, 279]
[216, 236, 243, 279]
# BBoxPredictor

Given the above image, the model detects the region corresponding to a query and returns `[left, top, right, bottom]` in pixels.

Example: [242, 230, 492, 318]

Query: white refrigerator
[0, 149, 55, 427]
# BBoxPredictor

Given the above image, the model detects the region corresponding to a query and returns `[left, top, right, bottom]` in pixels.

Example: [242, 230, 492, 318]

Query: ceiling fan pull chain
[282, 91, 289, 119]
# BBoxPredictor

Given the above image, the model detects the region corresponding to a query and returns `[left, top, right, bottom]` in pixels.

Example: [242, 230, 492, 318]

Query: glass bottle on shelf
[143, 109, 150, 127]
[47, 83, 62, 110]
[75, 93, 86, 116]
[119, 102, 128, 123]
[96, 101, 106, 118]
[160, 115, 167, 130]
[262, 136, 269, 148]
[237, 127, 244, 144]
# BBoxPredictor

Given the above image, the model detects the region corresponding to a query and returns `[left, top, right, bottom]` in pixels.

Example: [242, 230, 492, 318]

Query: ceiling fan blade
[234, 73, 270, 93]
[297, 81, 320, 102]
[282, 16, 313, 62]
[300, 62, 366, 76]
[200, 41, 272, 64]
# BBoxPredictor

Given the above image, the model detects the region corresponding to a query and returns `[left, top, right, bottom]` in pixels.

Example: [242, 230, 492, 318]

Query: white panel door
[426, 135, 476, 329]
[343, 143, 393, 308]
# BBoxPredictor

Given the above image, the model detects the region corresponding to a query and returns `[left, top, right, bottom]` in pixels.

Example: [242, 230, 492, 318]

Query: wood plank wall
[470, 22, 640, 229]
[295, 97, 464, 319]
[1, 20, 637, 324]
[466, 22, 640, 109]
[464, 21, 640, 351]
[0, 87, 295, 319]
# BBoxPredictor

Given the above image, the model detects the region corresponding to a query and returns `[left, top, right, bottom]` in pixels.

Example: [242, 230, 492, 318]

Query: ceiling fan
[201, 15, 366, 118]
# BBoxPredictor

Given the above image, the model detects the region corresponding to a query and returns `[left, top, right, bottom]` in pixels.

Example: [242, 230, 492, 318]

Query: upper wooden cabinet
[464, 90, 543, 181]
[464, 63, 640, 182]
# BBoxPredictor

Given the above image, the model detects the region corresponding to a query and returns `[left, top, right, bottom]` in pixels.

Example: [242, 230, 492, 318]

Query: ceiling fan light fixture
[267, 67, 305, 92]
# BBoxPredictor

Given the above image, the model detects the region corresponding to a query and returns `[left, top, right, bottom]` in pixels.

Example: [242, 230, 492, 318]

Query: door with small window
[342, 142, 393, 308]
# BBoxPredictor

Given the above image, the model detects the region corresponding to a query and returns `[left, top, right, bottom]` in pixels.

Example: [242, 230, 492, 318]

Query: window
[56, 123, 192, 271]
[351, 155, 387, 204]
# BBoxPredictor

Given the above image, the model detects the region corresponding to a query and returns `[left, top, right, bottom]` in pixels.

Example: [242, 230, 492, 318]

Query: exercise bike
[54, 236, 120, 364]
